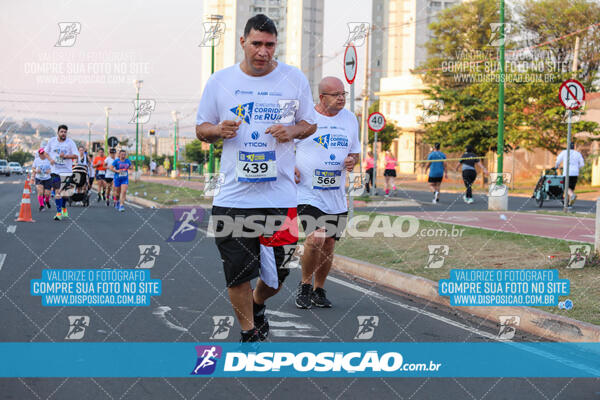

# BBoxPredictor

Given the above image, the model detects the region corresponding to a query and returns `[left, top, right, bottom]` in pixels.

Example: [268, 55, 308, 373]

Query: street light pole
[134, 79, 143, 174]
[104, 107, 111, 151]
[208, 14, 223, 174]
[496, 0, 506, 186]
[87, 122, 92, 150]
[172, 111, 179, 177]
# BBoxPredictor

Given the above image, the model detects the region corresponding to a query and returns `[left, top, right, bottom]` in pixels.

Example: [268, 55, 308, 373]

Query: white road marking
[6, 225, 16, 233]
[270, 330, 330, 339]
[0, 254, 5, 271]
[328, 276, 600, 375]
[152, 306, 188, 332]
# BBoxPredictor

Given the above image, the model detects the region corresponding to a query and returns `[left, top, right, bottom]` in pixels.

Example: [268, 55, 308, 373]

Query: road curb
[332, 254, 600, 342]
[127, 195, 163, 209]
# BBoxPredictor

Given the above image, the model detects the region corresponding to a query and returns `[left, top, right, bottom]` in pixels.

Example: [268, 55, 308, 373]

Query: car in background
[0, 160, 9, 176]
[8, 162, 23, 175]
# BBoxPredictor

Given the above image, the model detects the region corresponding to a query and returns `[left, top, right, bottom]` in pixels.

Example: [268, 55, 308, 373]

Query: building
[200, 0, 324, 97]
[374, 0, 461, 175]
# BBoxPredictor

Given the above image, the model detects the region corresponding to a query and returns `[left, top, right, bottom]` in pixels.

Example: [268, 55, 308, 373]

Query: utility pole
[360, 29, 371, 194]
[87, 122, 92, 150]
[104, 107, 111, 151]
[495, 0, 506, 186]
[208, 14, 223, 174]
[172, 111, 179, 177]
[133, 79, 143, 173]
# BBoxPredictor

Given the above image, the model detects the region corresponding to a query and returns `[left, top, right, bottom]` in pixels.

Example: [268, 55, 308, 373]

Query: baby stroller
[66, 163, 90, 207]
[532, 167, 565, 208]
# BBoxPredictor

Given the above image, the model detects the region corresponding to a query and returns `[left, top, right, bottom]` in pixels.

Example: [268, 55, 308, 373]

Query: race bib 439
[237, 151, 277, 183]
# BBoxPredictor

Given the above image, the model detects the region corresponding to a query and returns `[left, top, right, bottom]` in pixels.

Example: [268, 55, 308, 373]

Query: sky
[0, 0, 372, 140]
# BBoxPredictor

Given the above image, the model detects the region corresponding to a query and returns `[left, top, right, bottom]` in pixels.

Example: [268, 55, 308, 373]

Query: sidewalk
[138, 173, 600, 203]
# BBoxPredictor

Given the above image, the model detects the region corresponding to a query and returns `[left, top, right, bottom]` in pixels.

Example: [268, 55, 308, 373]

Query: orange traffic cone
[16, 179, 35, 222]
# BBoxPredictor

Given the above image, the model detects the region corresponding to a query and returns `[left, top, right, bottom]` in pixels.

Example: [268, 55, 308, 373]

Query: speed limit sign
[368, 112, 386, 132]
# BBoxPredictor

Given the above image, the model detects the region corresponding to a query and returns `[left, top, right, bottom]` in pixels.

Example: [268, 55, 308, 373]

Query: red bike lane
[387, 211, 595, 243]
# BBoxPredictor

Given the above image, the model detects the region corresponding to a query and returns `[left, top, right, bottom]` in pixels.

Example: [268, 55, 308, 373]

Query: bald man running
[294, 77, 360, 309]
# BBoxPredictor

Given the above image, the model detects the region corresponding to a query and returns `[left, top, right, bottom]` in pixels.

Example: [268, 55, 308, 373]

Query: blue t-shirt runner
[427, 151, 446, 178]
[426, 147, 447, 204]
[111, 156, 132, 212]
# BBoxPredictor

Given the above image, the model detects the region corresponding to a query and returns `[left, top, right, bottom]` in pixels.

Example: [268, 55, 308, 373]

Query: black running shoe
[295, 282, 313, 309]
[39, 205, 44, 212]
[45, 200, 51, 209]
[240, 328, 261, 342]
[97, 194, 101, 202]
[311, 287, 332, 308]
[253, 302, 269, 341]
[106, 199, 110, 206]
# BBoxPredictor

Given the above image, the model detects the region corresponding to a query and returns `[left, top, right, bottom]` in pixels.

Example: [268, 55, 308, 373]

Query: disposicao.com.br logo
[191, 345, 442, 377]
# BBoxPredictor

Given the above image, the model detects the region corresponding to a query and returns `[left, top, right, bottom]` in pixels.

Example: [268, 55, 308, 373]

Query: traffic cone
[16, 179, 35, 222]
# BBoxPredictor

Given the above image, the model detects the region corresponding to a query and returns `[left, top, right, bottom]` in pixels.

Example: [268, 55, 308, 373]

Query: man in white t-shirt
[196, 14, 317, 342]
[44, 124, 79, 221]
[103, 148, 117, 207]
[294, 77, 360, 309]
[555, 142, 585, 206]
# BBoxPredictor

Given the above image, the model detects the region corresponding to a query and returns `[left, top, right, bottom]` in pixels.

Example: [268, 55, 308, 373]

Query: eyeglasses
[321, 92, 348, 98]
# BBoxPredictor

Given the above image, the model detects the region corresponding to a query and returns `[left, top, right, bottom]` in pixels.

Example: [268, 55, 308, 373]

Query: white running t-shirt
[44, 137, 78, 176]
[296, 108, 361, 214]
[104, 156, 116, 178]
[33, 158, 52, 180]
[196, 62, 316, 209]
[555, 150, 585, 176]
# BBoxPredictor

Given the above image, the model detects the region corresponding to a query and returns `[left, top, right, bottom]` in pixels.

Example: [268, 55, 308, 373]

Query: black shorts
[298, 204, 347, 241]
[35, 178, 52, 190]
[96, 173, 105, 181]
[428, 176, 443, 183]
[384, 169, 397, 177]
[568, 176, 578, 190]
[104, 177, 114, 184]
[211, 206, 298, 288]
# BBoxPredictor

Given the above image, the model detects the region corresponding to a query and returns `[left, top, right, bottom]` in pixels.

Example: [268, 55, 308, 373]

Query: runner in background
[555, 142, 584, 206]
[383, 150, 397, 197]
[93, 148, 107, 202]
[364, 150, 374, 194]
[103, 148, 117, 206]
[45, 124, 78, 221]
[456, 145, 488, 204]
[32, 148, 52, 211]
[109, 149, 132, 212]
[425, 143, 447, 204]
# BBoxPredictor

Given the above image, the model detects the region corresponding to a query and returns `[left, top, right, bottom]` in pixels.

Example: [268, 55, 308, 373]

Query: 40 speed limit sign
[368, 112, 386, 132]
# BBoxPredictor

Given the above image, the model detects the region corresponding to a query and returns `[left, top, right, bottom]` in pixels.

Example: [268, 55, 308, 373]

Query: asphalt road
[0, 176, 598, 399]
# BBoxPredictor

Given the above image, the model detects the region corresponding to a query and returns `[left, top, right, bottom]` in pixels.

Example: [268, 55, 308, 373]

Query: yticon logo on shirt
[191, 345, 222, 375]
[313, 133, 349, 149]
[230, 102, 254, 124]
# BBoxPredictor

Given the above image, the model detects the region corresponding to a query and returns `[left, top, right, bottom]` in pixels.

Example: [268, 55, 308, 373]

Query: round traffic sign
[559, 79, 585, 110]
[368, 112, 386, 132]
[344, 44, 357, 85]
[107, 136, 119, 148]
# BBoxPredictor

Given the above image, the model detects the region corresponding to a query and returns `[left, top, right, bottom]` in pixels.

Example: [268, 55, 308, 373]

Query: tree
[8, 151, 34, 165]
[420, 0, 599, 156]
[185, 140, 206, 164]
[367, 100, 399, 151]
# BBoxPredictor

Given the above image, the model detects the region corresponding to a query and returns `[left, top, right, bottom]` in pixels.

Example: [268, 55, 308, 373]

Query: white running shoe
[467, 198, 474, 204]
